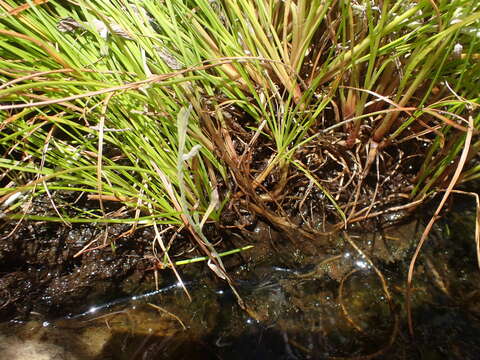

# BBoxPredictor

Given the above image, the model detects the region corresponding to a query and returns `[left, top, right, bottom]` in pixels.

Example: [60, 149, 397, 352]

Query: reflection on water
[1, 213, 480, 359]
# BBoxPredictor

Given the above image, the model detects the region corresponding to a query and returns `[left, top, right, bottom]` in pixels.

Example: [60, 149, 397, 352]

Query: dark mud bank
[0, 218, 157, 319]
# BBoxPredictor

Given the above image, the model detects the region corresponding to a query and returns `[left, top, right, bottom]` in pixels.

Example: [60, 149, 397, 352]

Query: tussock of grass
[0, 1, 479, 271]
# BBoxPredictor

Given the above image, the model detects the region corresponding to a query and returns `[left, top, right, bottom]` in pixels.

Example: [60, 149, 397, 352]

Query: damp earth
[1, 194, 480, 359]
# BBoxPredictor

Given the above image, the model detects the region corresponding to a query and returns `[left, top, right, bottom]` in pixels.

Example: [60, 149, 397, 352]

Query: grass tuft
[1, 0, 479, 274]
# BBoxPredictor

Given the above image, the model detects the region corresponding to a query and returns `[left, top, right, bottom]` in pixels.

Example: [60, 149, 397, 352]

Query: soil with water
[1, 195, 480, 359]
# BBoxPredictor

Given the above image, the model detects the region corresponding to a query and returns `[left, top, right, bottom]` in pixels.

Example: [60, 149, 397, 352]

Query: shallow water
[1, 206, 480, 359]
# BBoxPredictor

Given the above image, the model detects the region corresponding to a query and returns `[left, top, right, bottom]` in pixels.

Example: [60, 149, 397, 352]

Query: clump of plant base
[1, 1, 479, 291]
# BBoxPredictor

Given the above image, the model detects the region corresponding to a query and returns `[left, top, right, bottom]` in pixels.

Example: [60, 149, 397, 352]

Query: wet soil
[1, 193, 480, 359]
[0, 219, 147, 319]
[0, 192, 195, 320]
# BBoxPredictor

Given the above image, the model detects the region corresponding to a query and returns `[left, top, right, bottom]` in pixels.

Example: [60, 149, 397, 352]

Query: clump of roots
[205, 103, 445, 241]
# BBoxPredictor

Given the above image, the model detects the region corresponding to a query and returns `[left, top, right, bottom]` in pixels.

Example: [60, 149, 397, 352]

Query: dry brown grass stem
[347, 197, 426, 224]
[406, 116, 474, 337]
[0, 28, 71, 69]
[0, 69, 72, 90]
[338, 268, 365, 333]
[0, 56, 298, 110]
[3, 0, 49, 16]
[148, 303, 187, 330]
[439, 190, 480, 271]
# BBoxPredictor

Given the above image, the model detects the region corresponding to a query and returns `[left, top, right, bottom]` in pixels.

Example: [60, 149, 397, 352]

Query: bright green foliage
[0, 0, 479, 234]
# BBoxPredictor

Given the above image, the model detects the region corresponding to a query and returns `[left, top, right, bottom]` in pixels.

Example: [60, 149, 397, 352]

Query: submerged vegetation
[1, 0, 479, 312]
